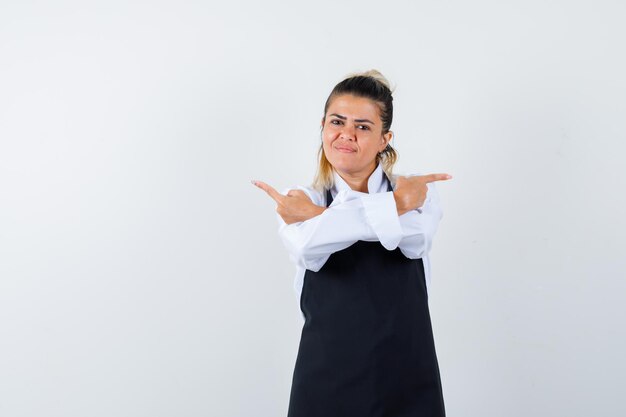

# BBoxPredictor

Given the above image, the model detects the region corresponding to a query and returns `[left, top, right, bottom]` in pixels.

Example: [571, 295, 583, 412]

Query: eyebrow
[329, 113, 375, 125]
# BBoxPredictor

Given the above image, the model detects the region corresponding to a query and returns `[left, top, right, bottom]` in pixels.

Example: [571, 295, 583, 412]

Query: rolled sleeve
[276, 188, 375, 271]
[360, 191, 403, 250]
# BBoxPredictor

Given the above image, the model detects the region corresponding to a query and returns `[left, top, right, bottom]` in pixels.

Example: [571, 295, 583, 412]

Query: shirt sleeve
[358, 181, 443, 259]
[276, 187, 378, 272]
[396, 181, 444, 260]
[360, 191, 403, 250]
[276, 182, 443, 271]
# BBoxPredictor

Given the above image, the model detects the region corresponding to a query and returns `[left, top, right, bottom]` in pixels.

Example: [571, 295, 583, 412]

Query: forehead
[326, 94, 381, 120]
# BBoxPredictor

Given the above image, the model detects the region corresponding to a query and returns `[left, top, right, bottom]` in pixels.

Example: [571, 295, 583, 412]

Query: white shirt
[276, 163, 444, 321]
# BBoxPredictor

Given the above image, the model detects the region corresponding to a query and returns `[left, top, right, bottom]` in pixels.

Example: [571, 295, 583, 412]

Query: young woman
[253, 70, 452, 417]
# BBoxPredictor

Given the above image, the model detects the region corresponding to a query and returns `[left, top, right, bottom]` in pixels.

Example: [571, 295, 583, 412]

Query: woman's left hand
[252, 180, 326, 225]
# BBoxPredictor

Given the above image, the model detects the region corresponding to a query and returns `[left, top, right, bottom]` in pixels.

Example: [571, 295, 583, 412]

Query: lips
[335, 145, 356, 153]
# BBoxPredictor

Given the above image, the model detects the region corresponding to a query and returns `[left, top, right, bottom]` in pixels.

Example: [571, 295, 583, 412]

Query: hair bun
[346, 69, 394, 93]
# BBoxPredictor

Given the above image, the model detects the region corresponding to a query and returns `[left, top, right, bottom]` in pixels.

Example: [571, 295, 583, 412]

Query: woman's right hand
[393, 173, 452, 216]
[252, 180, 326, 225]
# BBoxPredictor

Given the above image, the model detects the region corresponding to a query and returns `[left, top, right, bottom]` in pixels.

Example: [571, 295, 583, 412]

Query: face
[321, 94, 392, 177]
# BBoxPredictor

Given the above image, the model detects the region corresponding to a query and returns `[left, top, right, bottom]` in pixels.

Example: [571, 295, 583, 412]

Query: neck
[335, 161, 377, 193]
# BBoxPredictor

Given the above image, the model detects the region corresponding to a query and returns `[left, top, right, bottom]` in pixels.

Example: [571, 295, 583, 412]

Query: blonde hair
[312, 69, 398, 192]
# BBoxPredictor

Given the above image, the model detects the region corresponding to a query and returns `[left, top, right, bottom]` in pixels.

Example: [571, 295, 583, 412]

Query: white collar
[332, 163, 386, 194]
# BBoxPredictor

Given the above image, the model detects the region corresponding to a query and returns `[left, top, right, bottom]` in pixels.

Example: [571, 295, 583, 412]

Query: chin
[330, 161, 359, 174]
[326, 152, 364, 173]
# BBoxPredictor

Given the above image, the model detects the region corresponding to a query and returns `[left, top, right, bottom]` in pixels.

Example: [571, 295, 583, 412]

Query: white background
[1, 1, 625, 416]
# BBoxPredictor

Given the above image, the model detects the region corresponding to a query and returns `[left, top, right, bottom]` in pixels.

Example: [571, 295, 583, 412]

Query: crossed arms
[276, 184, 443, 271]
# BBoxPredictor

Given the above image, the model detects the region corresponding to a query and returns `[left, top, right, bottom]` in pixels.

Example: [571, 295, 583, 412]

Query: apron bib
[287, 174, 446, 417]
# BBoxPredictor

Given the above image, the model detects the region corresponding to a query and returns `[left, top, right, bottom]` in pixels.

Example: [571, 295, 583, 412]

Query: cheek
[321, 133, 335, 148]
[321, 137, 332, 153]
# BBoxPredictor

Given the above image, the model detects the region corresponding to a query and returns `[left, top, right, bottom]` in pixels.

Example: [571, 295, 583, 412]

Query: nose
[339, 123, 356, 141]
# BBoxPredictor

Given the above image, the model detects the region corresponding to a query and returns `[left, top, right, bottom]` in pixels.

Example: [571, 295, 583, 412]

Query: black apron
[287, 174, 446, 417]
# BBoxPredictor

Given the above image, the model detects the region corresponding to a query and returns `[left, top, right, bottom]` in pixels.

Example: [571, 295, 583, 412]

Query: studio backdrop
[0, 1, 624, 416]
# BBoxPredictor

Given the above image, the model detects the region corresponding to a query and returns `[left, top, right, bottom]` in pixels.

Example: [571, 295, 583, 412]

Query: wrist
[302, 204, 326, 221]
[393, 191, 409, 216]
[314, 206, 327, 217]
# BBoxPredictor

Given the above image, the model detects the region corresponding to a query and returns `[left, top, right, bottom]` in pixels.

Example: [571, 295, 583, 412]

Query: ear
[320, 117, 325, 130]
[380, 131, 393, 151]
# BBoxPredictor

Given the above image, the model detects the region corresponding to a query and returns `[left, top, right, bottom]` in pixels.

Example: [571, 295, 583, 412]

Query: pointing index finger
[420, 173, 453, 183]
[252, 180, 285, 203]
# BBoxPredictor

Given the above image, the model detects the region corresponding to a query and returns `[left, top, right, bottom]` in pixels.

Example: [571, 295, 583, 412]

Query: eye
[357, 125, 370, 130]
[330, 119, 343, 125]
